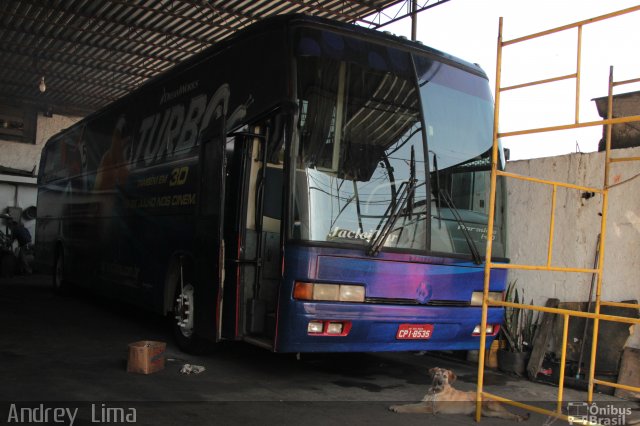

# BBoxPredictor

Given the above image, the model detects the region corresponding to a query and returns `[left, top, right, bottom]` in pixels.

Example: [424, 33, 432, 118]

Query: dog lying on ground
[389, 367, 529, 422]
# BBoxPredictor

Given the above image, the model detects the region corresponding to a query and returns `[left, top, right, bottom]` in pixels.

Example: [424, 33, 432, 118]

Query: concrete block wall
[0, 113, 80, 173]
[505, 146, 640, 348]
[0, 112, 80, 241]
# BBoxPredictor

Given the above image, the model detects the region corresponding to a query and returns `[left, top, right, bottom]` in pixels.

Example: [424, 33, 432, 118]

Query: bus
[36, 14, 507, 353]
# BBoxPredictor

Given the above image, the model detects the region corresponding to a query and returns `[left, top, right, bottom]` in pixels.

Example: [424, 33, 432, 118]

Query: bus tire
[52, 247, 69, 294]
[172, 279, 206, 354]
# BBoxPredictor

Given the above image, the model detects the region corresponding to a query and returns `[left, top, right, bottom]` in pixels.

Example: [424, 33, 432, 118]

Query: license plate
[396, 324, 434, 340]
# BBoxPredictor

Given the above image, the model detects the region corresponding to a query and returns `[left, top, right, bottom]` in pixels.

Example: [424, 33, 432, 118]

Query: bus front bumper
[275, 301, 503, 353]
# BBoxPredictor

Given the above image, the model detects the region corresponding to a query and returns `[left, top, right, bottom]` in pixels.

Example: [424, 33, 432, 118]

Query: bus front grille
[365, 297, 470, 307]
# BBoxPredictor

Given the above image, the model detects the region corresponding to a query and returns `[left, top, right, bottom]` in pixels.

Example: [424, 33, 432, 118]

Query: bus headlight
[314, 284, 340, 300]
[294, 282, 365, 302]
[339, 285, 365, 302]
[470, 291, 504, 306]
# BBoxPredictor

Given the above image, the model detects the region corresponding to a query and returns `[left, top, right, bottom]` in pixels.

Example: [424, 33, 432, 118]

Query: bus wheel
[52, 249, 68, 293]
[173, 283, 204, 353]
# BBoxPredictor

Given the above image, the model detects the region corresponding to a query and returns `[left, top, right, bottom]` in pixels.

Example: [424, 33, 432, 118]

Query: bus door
[194, 117, 226, 341]
[233, 117, 285, 347]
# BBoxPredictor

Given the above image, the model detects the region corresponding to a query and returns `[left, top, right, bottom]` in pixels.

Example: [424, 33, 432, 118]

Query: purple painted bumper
[275, 245, 506, 353]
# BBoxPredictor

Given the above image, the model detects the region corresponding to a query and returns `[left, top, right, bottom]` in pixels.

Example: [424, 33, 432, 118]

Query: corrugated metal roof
[0, 0, 449, 116]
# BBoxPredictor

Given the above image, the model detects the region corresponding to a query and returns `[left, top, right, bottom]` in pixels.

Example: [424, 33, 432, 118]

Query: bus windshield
[292, 29, 505, 258]
[293, 52, 427, 251]
[417, 59, 505, 258]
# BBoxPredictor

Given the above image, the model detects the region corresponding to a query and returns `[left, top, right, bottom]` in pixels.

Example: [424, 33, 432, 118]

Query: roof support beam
[13, 0, 217, 48]
[105, 0, 238, 33]
[0, 43, 165, 80]
[0, 64, 138, 93]
[281, 0, 365, 21]
[188, 0, 261, 25]
[1, 10, 193, 62]
[0, 78, 119, 104]
[0, 0, 428, 115]
[357, 0, 450, 28]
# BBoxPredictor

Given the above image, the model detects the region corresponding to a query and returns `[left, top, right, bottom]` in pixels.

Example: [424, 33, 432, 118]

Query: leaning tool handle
[576, 233, 601, 379]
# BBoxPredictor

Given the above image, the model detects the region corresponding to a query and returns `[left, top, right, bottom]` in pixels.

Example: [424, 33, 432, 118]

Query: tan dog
[390, 367, 529, 422]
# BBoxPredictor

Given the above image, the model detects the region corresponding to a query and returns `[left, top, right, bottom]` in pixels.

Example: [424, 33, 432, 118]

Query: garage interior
[1, 1, 640, 425]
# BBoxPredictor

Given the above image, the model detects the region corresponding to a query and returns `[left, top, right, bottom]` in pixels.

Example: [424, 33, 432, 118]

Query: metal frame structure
[475, 5, 640, 423]
[355, 0, 450, 39]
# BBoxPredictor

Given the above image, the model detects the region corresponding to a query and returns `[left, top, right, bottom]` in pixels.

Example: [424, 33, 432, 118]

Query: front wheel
[172, 282, 205, 354]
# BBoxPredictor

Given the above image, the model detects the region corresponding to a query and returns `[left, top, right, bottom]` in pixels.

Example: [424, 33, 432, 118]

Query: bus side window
[42, 140, 63, 183]
[262, 116, 286, 231]
[246, 117, 286, 232]
[263, 167, 283, 230]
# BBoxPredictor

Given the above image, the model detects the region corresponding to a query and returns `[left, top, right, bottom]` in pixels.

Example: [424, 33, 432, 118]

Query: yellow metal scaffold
[476, 5, 640, 423]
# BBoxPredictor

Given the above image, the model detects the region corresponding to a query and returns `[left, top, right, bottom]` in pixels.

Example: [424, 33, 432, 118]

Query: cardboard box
[127, 340, 166, 374]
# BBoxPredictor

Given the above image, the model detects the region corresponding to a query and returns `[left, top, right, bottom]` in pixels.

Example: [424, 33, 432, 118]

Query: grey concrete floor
[0, 275, 637, 425]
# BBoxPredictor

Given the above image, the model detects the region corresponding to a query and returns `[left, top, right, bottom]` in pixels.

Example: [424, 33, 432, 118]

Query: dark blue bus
[36, 14, 507, 353]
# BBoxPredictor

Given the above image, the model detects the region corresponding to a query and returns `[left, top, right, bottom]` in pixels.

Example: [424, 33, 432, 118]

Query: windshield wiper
[439, 190, 483, 265]
[367, 177, 418, 256]
[430, 152, 482, 265]
[368, 146, 418, 257]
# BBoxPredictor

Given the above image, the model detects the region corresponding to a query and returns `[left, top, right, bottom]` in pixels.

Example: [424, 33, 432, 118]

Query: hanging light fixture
[39, 76, 46, 93]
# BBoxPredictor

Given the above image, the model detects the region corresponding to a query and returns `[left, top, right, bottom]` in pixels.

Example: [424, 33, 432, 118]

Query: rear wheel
[52, 249, 69, 293]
